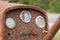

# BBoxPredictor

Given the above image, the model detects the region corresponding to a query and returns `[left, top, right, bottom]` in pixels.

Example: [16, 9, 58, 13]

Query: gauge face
[35, 16, 45, 28]
[6, 18, 15, 29]
[20, 11, 31, 23]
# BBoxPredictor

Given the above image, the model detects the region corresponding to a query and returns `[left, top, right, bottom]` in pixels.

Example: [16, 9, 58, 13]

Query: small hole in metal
[8, 33, 10, 36]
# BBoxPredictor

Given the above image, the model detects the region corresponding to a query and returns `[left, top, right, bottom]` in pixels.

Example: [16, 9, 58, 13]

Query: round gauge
[6, 18, 15, 29]
[20, 11, 31, 23]
[35, 16, 45, 28]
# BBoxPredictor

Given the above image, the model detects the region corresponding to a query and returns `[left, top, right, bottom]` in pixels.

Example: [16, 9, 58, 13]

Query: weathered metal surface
[43, 16, 60, 40]
[5, 9, 45, 40]
[0, 1, 48, 40]
[0, 1, 60, 40]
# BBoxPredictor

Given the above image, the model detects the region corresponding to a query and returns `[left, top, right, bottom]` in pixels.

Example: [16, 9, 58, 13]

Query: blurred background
[2, 0, 60, 13]
[0, 0, 60, 40]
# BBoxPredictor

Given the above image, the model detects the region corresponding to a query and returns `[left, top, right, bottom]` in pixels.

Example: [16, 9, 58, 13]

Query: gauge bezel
[20, 11, 31, 23]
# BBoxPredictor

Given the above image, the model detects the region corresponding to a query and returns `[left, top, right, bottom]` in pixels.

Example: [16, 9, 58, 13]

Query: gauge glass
[6, 18, 15, 29]
[35, 16, 45, 28]
[20, 11, 31, 23]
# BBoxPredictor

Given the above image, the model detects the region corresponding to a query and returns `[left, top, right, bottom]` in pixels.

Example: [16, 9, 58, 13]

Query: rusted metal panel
[0, 1, 48, 40]
[5, 9, 48, 40]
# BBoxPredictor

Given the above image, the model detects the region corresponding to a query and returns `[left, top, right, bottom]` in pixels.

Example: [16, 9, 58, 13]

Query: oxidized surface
[0, 1, 48, 40]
